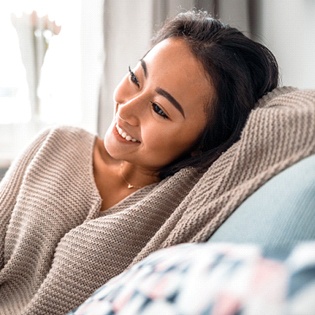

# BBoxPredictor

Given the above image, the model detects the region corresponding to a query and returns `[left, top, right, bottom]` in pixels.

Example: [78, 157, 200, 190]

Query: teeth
[116, 124, 139, 142]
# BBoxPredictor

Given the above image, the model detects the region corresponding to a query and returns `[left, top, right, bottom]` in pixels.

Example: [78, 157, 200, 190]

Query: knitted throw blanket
[0, 87, 315, 315]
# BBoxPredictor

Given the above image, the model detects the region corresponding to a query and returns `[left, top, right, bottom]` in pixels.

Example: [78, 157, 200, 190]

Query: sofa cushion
[67, 241, 315, 315]
[208, 154, 315, 251]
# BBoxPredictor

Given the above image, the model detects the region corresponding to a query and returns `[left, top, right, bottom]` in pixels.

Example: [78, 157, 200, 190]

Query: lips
[115, 124, 140, 143]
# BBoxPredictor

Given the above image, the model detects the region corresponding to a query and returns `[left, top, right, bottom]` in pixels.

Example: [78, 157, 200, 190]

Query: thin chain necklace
[120, 163, 143, 189]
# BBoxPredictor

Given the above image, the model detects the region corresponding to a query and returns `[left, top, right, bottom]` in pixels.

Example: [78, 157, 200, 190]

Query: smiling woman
[97, 38, 212, 209]
[104, 38, 211, 171]
[0, 10, 279, 315]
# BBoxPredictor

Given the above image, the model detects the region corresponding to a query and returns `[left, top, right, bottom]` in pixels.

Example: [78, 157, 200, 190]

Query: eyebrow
[140, 59, 185, 118]
[140, 59, 148, 78]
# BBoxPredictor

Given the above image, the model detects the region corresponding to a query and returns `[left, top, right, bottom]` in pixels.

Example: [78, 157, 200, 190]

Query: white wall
[257, 0, 315, 88]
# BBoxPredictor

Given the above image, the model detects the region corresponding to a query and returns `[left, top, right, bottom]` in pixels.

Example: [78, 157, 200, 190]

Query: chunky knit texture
[0, 87, 315, 315]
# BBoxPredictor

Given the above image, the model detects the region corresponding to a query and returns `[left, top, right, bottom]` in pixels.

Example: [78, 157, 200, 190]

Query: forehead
[143, 38, 214, 114]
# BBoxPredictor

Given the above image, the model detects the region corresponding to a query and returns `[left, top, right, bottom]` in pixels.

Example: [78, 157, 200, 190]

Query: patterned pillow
[68, 242, 315, 315]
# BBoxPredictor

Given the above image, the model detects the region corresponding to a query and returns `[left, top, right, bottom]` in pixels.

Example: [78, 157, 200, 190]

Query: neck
[120, 162, 160, 190]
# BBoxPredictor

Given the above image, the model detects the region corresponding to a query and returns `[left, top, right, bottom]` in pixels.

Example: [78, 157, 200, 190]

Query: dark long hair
[154, 10, 279, 179]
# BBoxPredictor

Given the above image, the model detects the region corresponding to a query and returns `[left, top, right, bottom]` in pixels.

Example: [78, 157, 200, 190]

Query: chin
[103, 131, 116, 157]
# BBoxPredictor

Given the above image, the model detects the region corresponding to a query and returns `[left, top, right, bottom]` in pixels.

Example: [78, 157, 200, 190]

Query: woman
[0, 10, 278, 315]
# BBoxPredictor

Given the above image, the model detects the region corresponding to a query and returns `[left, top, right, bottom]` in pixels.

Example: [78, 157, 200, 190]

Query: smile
[115, 124, 139, 143]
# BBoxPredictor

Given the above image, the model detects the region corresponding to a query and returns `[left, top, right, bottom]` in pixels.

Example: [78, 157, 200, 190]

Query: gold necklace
[120, 163, 143, 189]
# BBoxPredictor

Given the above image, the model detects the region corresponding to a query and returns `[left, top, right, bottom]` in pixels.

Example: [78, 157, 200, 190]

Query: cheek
[171, 124, 205, 155]
[146, 126, 197, 156]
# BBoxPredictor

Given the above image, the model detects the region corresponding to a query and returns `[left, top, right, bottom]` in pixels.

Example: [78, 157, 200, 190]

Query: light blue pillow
[209, 154, 315, 252]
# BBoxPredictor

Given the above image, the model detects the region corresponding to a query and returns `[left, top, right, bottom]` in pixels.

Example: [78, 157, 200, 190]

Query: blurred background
[0, 0, 315, 178]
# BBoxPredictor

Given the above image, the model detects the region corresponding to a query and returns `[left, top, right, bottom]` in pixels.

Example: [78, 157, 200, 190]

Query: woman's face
[104, 38, 214, 171]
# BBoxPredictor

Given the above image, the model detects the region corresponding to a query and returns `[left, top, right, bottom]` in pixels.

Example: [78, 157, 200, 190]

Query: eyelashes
[151, 102, 168, 119]
[128, 66, 168, 120]
[128, 66, 140, 87]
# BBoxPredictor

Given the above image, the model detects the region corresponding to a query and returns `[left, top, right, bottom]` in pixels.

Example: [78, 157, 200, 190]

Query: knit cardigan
[0, 87, 315, 315]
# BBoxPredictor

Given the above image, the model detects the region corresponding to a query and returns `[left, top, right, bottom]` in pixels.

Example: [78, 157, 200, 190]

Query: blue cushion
[209, 154, 315, 251]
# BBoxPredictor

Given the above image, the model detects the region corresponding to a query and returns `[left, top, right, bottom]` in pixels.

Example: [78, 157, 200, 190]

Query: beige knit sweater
[0, 87, 315, 315]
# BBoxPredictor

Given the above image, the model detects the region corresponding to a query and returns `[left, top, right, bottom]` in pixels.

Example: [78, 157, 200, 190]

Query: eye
[151, 102, 169, 119]
[128, 66, 140, 88]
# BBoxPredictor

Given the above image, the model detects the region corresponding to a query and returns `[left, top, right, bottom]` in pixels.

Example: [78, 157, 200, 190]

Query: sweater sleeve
[0, 129, 51, 269]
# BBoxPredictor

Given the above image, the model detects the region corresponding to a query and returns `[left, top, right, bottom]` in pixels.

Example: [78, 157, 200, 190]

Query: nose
[116, 97, 144, 126]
